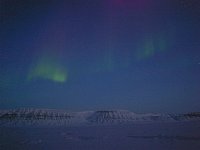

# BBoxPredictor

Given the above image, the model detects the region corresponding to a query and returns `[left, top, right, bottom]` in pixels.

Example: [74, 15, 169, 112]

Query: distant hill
[0, 109, 200, 126]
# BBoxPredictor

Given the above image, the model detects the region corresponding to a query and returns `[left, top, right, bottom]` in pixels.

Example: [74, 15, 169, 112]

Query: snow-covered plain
[0, 109, 200, 150]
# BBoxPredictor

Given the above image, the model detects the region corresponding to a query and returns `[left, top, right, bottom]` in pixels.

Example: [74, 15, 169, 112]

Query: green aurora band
[136, 35, 167, 60]
[28, 57, 67, 83]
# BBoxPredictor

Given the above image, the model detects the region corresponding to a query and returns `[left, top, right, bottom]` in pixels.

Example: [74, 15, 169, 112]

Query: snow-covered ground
[0, 109, 200, 150]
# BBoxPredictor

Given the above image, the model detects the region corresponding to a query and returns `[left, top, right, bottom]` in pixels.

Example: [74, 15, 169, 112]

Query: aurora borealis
[28, 55, 67, 83]
[1, 0, 200, 113]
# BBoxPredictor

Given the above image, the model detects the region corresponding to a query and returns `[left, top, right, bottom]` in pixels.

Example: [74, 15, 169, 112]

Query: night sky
[1, 0, 200, 113]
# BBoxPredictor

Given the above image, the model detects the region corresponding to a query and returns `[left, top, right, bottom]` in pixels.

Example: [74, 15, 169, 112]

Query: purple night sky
[1, 0, 200, 113]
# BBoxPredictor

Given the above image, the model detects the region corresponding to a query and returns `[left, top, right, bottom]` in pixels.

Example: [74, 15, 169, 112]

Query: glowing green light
[28, 57, 67, 83]
[137, 39, 155, 60]
[157, 38, 166, 52]
[136, 35, 167, 60]
[143, 39, 155, 58]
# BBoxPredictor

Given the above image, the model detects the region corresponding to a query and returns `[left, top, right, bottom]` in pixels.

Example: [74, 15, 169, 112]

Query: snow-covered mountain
[86, 110, 173, 123]
[0, 109, 200, 126]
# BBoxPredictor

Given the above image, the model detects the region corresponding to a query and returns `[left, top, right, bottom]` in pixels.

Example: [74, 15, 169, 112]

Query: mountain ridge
[0, 108, 200, 126]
